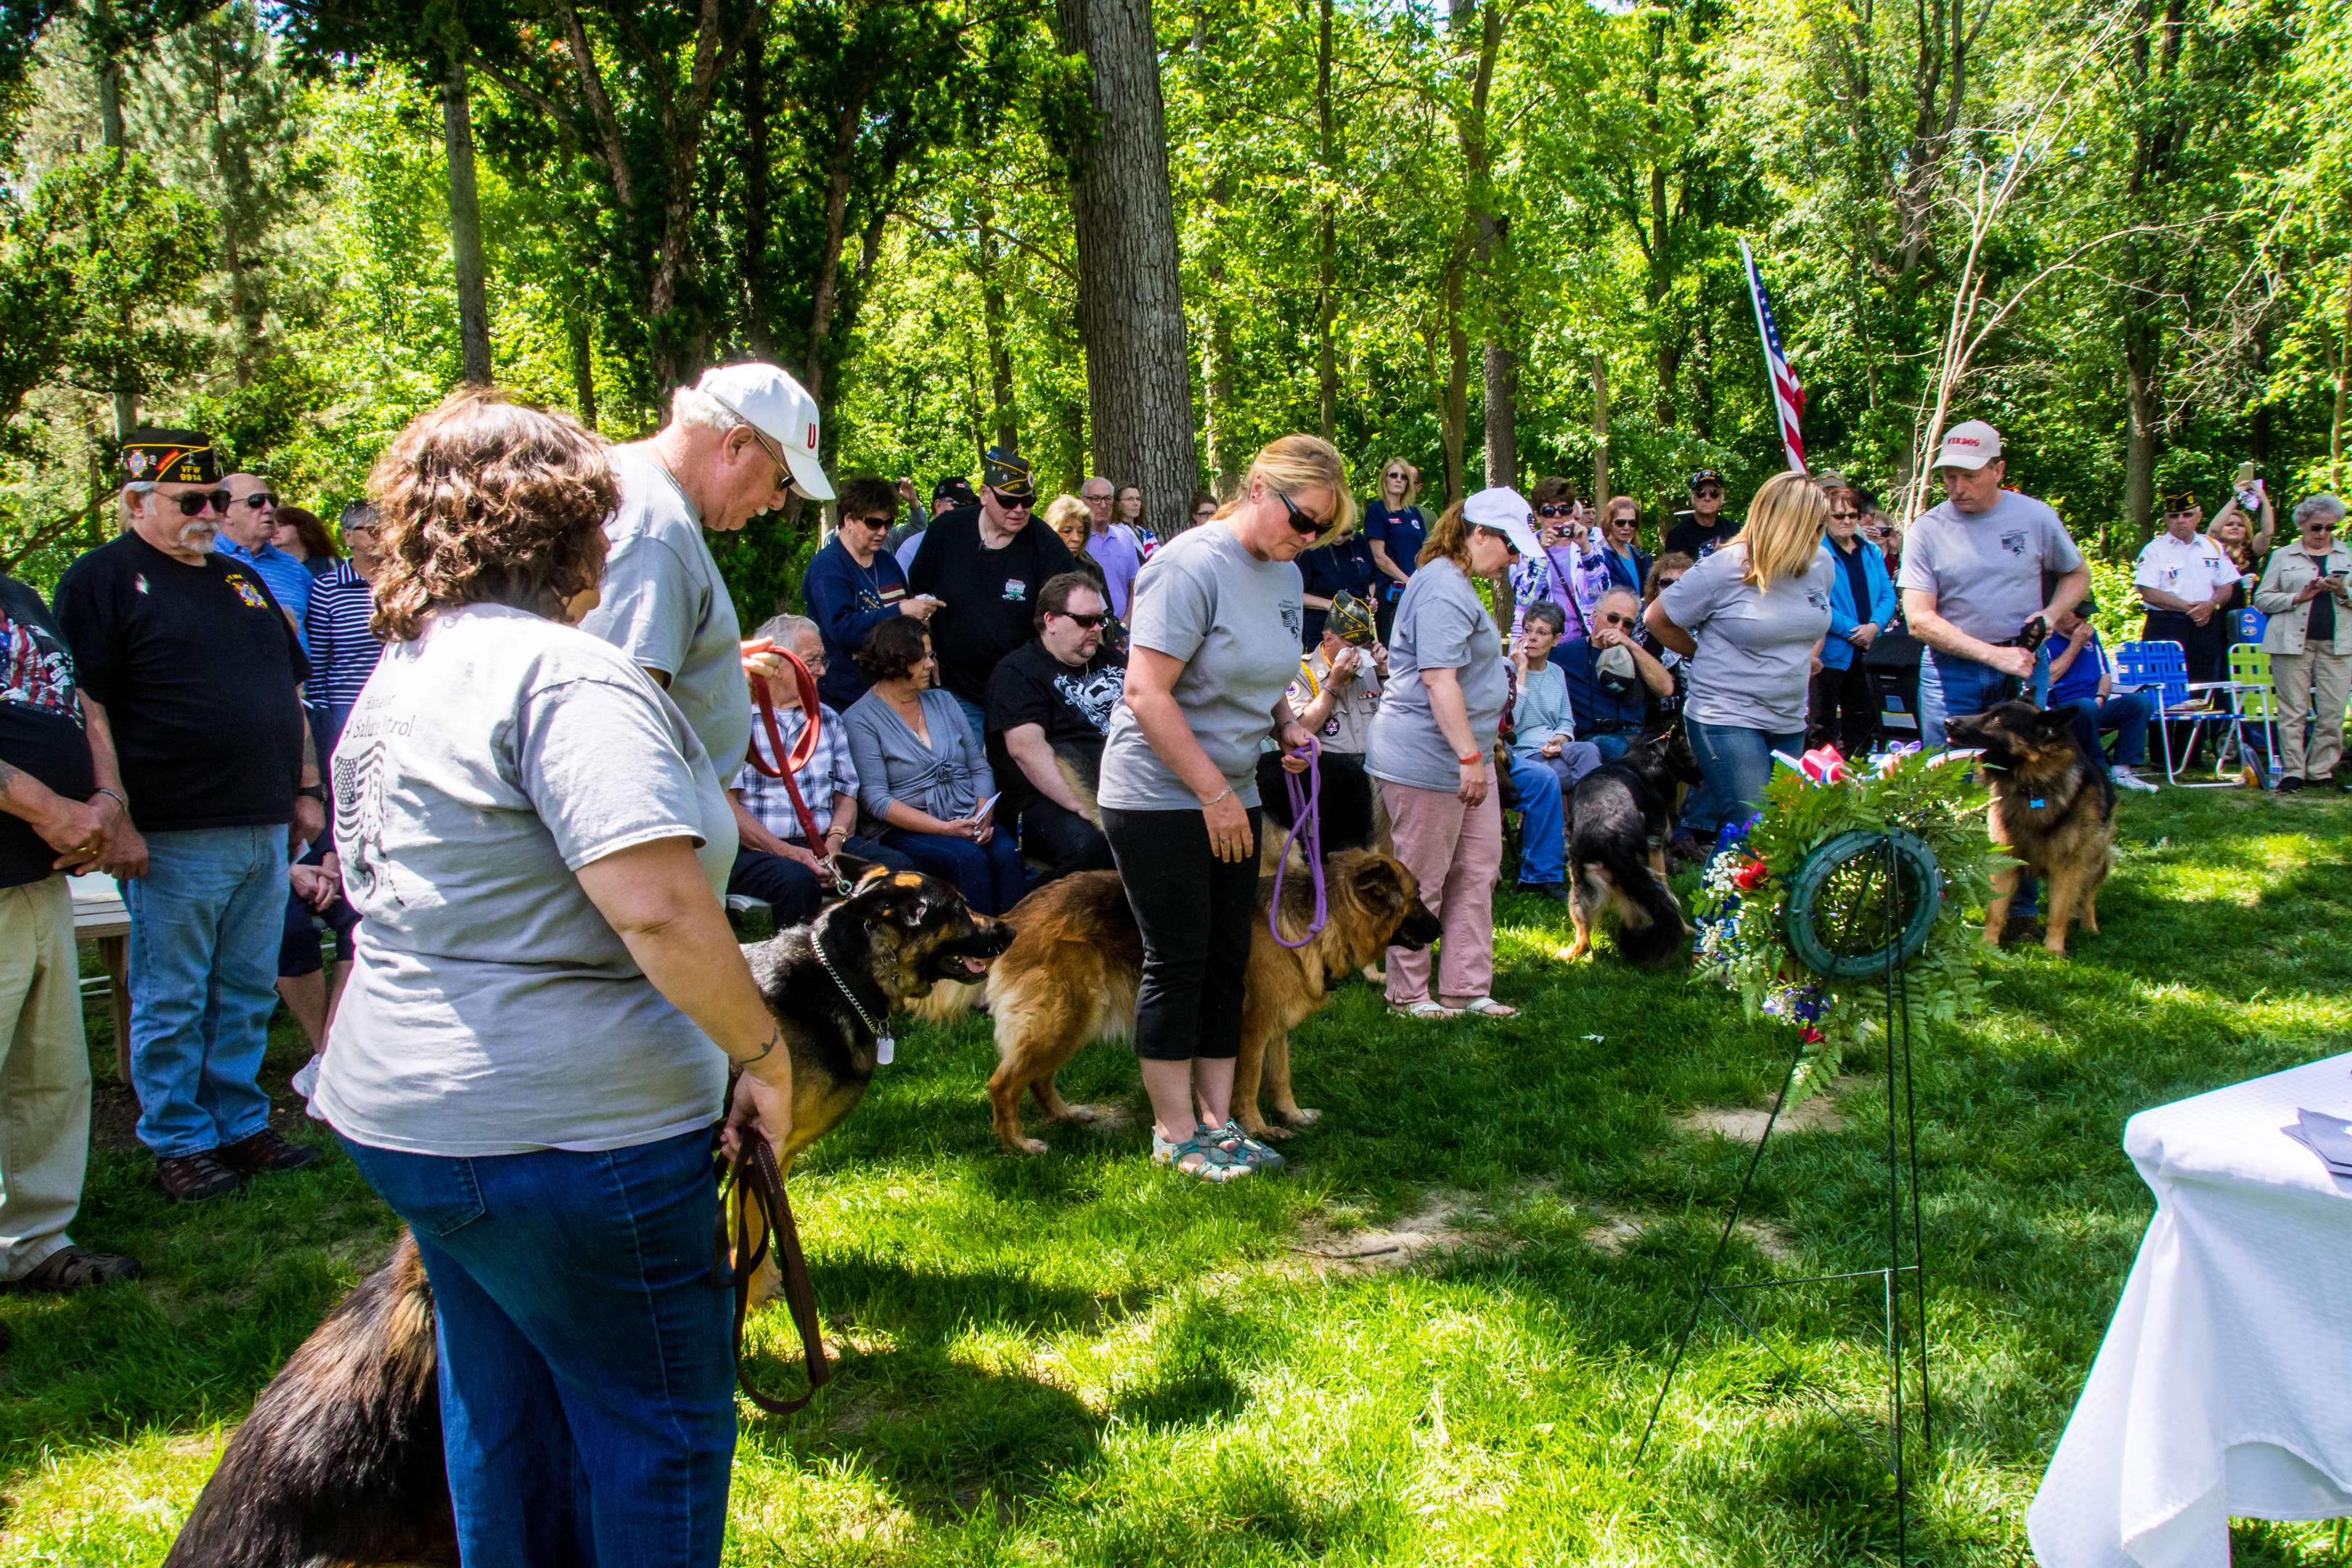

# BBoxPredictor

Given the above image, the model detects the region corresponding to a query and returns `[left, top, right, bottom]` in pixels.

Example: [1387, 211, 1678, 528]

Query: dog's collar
[812, 924, 894, 1067]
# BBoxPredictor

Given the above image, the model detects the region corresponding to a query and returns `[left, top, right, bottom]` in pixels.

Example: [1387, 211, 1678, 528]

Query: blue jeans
[1508, 756, 1567, 886]
[1683, 719, 1806, 837]
[875, 823, 1029, 915]
[125, 825, 287, 1157]
[1917, 645, 2051, 749]
[952, 693, 989, 757]
[2064, 690, 2155, 769]
[726, 835, 913, 926]
[1588, 731, 1636, 764]
[338, 1127, 734, 1568]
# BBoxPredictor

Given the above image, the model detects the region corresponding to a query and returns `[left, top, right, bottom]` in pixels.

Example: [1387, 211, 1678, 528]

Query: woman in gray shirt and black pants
[1096, 436, 1351, 1183]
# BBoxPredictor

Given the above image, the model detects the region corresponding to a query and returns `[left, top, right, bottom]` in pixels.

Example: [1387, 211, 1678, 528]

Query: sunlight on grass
[6, 787, 2351, 1565]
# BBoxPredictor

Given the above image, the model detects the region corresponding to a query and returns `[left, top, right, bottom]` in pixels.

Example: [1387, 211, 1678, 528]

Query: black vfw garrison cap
[121, 428, 221, 486]
[981, 446, 1034, 499]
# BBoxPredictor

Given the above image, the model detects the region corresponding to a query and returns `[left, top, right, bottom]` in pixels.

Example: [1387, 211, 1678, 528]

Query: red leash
[743, 650, 848, 891]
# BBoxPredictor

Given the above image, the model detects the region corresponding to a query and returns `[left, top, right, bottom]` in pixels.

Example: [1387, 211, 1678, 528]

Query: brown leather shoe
[9, 1246, 142, 1291]
[158, 1151, 244, 1203]
[217, 1128, 325, 1175]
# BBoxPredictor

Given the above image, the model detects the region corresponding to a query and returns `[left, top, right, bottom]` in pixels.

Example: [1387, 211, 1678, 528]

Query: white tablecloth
[2030, 1053, 2352, 1568]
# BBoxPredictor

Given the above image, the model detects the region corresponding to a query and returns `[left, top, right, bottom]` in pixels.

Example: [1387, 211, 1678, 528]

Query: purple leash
[1269, 737, 1327, 950]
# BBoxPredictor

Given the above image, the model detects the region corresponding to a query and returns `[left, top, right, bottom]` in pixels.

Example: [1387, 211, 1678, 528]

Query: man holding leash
[582, 362, 835, 772]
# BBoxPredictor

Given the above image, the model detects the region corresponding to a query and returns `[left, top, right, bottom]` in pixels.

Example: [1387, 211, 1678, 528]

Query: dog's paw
[1058, 1103, 1101, 1122]
[1283, 1107, 1323, 1126]
[1244, 1122, 1291, 1141]
[1016, 1137, 1050, 1155]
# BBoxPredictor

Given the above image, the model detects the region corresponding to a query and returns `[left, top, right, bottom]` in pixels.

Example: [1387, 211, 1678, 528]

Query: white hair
[754, 612, 818, 645]
[671, 386, 749, 435]
[2293, 493, 2345, 529]
[1082, 475, 1114, 496]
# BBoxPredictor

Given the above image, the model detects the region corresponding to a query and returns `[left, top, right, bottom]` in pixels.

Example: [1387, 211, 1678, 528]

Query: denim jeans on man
[338, 1125, 734, 1567]
[1683, 719, 1807, 837]
[1919, 645, 2052, 910]
[126, 825, 287, 1157]
[2062, 689, 2155, 772]
[1507, 755, 1567, 888]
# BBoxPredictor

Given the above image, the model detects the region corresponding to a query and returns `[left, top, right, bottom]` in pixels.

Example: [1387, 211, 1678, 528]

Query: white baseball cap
[1934, 420, 2004, 472]
[1462, 486, 1540, 558]
[695, 362, 836, 501]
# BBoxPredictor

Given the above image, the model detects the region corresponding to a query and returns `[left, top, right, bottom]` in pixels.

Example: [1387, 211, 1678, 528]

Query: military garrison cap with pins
[980, 446, 1034, 498]
[121, 428, 221, 486]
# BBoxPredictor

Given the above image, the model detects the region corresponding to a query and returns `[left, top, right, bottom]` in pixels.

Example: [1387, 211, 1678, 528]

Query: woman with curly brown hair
[310, 388, 793, 1567]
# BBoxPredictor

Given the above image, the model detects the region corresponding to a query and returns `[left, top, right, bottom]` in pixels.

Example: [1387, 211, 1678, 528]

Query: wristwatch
[296, 785, 326, 802]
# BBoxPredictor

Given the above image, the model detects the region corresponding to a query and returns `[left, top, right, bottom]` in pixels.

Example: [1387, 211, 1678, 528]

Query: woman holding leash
[1367, 488, 1538, 1021]
[312, 388, 794, 1567]
[1098, 434, 1350, 1183]
[1646, 470, 1836, 844]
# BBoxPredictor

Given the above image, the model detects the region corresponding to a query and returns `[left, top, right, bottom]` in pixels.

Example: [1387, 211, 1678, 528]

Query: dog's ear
[2031, 706, 2077, 740]
[830, 852, 885, 888]
[1351, 855, 1408, 911]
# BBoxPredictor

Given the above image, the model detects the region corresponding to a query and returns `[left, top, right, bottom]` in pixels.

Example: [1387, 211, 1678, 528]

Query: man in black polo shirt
[985, 573, 1124, 880]
[0, 574, 142, 1289]
[1663, 469, 1742, 560]
[54, 428, 327, 1204]
[907, 446, 1079, 751]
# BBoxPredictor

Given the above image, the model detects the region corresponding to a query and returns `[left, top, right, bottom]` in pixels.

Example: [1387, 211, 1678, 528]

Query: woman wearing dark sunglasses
[1097, 435, 1350, 1183]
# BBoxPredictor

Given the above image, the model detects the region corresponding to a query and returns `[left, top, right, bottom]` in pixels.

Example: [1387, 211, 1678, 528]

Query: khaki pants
[2271, 648, 2352, 783]
[1, 876, 91, 1281]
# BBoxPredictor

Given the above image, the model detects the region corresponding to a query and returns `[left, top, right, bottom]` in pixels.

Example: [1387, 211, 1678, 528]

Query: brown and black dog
[1561, 727, 1703, 965]
[981, 849, 1441, 1153]
[162, 860, 1010, 1568]
[1944, 700, 2116, 956]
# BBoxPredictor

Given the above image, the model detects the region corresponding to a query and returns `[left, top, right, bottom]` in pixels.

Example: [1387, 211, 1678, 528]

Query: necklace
[813, 923, 894, 1066]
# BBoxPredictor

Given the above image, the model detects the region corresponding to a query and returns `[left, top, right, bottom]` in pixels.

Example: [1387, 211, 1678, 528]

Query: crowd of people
[4, 351, 2350, 1561]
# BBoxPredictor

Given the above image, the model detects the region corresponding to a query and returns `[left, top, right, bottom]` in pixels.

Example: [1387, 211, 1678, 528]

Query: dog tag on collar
[877, 1031, 895, 1066]
[2029, 799, 2046, 809]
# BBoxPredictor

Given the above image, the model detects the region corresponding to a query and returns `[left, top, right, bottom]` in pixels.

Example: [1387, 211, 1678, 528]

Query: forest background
[4, 0, 2351, 631]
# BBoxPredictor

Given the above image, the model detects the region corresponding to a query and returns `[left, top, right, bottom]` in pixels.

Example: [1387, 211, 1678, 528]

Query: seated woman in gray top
[311, 388, 792, 1567]
[842, 616, 1027, 914]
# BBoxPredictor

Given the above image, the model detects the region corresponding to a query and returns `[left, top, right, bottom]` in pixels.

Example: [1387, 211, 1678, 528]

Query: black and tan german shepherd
[162, 859, 1010, 1568]
[1943, 699, 2115, 956]
[1561, 728, 1703, 965]
[980, 849, 1441, 1152]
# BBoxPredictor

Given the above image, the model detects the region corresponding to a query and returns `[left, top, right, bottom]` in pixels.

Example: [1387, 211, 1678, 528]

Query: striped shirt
[730, 701, 859, 841]
[303, 560, 382, 717]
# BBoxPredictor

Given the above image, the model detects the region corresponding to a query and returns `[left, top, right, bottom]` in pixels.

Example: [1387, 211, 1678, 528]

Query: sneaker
[1517, 881, 1571, 902]
[290, 1053, 324, 1119]
[2112, 766, 2159, 793]
[216, 1127, 324, 1175]
[157, 1151, 243, 1204]
[7, 1246, 142, 1291]
[2278, 775, 2306, 793]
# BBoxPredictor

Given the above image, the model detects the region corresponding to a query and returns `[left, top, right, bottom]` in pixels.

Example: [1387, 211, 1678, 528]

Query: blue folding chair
[2114, 640, 2234, 786]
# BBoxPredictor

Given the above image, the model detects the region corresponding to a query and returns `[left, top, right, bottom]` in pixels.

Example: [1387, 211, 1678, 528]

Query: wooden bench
[69, 873, 132, 1085]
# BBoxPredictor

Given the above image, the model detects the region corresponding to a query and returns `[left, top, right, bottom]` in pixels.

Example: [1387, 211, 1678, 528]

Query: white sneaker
[2112, 766, 2159, 793]
[290, 1053, 326, 1119]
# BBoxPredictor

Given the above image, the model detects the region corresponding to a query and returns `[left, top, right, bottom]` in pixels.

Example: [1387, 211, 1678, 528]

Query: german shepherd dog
[983, 849, 1442, 1153]
[163, 860, 1010, 1568]
[1561, 728, 1704, 965]
[1943, 700, 2115, 956]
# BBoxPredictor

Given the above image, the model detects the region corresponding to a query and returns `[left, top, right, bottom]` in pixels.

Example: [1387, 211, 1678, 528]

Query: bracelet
[91, 788, 126, 811]
[1202, 785, 1233, 808]
[1457, 751, 1485, 766]
[825, 825, 849, 840]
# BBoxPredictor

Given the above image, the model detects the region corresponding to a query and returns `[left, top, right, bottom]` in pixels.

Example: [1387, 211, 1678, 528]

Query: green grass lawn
[7, 782, 2352, 1565]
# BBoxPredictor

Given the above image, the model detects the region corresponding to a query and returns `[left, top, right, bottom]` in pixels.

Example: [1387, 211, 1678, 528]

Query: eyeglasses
[746, 428, 792, 494]
[1694, 488, 1725, 500]
[232, 491, 277, 510]
[1830, 510, 1862, 521]
[1385, 470, 1408, 482]
[1275, 489, 1326, 536]
[173, 489, 232, 517]
[1085, 492, 1114, 505]
[1474, 525, 1522, 556]
[2163, 509, 2197, 519]
[1055, 611, 1108, 629]
[797, 653, 828, 671]
[1537, 504, 1576, 518]
[1598, 612, 1634, 627]
[991, 489, 1034, 513]
[851, 513, 895, 530]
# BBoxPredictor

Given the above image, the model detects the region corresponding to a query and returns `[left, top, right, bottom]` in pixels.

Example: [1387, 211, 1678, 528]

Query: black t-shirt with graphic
[0, 577, 98, 888]
[984, 640, 1127, 817]
[906, 508, 1081, 704]
[1664, 513, 1743, 560]
[54, 530, 310, 833]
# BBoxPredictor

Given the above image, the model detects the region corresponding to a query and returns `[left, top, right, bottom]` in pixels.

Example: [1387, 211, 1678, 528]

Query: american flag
[1739, 240, 1807, 473]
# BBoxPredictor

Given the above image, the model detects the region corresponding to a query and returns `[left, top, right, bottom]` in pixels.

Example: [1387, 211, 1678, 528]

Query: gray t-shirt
[1657, 541, 1837, 732]
[1098, 522, 1304, 811]
[313, 604, 738, 1156]
[1898, 490, 2083, 644]
[1367, 559, 1508, 793]
[578, 444, 751, 773]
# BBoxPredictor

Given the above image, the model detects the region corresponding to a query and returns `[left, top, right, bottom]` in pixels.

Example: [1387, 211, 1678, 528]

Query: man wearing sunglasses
[2133, 487, 2239, 686]
[1664, 470, 1743, 562]
[54, 428, 330, 1202]
[583, 362, 833, 775]
[984, 573, 1126, 879]
[907, 445, 1080, 753]
[211, 473, 312, 655]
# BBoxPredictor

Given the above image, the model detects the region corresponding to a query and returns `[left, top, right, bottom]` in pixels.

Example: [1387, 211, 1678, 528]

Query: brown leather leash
[713, 1137, 830, 1415]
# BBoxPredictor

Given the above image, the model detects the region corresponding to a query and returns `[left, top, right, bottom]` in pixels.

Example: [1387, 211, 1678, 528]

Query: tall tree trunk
[2333, 271, 2352, 486]
[1441, 273, 1469, 507]
[1201, 175, 1237, 497]
[977, 204, 1016, 451]
[1442, 0, 1503, 510]
[94, 0, 134, 438]
[569, 314, 598, 429]
[2123, 312, 2160, 548]
[740, 23, 772, 359]
[1480, 219, 1515, 489]
[1056, 0, 1200, 539]
[803, 85, 873, 407]
[1314, 0, 1339, 441]
[1590, 353, 1609, 503]
[441, 54, 493, 385]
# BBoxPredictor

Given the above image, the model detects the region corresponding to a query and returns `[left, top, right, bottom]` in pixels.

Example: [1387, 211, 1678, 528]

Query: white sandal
[1458, 996, 1519, 1018]
[1389, 1000, 1461, 1021]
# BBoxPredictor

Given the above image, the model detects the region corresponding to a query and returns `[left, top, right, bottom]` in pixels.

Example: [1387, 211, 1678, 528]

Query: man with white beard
[54, 429, 328, 1204]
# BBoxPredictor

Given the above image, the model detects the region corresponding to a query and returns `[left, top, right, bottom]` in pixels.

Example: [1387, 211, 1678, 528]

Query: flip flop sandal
[1389, 1001, 1461, 1021]
[1209, 1119, 1286, 1175]
[1151, 1125, 1252, 1183]
[1458, 997, 1519, 1018]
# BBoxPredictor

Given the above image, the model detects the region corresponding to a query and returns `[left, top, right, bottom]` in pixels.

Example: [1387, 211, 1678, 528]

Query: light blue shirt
[214, 535, 313, 654]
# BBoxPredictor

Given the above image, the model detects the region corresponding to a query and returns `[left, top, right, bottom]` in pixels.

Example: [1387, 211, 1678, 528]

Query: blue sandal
[1153, 1124, 1253, 1183]
[1209, 1119, 1286, 1175]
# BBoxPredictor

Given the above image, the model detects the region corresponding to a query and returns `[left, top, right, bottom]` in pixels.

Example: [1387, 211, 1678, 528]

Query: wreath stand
[1638, 829, 1945, 1560]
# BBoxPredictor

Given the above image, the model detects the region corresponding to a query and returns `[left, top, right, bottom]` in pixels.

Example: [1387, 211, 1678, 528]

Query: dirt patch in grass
[1580, 1205, 1794, 1265]
[1673, 1076, 1861, 1143]
[1283, 1189, 1500, 1275]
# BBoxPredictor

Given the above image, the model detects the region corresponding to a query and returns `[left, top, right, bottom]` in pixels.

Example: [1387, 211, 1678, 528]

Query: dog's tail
[164, 1233, 454, 1568]
[1598, 838, 1688, 967]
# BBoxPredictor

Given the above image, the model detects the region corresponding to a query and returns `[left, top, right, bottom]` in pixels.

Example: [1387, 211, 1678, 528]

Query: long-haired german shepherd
[1943, 699, 2115, 956]
[1561, 728, 1703, 965]
[163, 860, 1010, 1568]
[980, 849, 1441, 1153]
